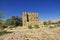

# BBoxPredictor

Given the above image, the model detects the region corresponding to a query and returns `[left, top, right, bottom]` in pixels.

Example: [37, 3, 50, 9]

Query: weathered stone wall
[22, 12, 43, 28]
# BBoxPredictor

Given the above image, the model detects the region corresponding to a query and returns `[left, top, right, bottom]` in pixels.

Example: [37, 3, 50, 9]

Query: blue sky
[0, 0, 60, 21]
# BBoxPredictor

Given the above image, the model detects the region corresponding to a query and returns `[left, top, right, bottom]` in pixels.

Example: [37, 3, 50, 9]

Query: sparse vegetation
[34, 24, 39, 29]
[49, 26, 56, 28]
[28, 25, 33, 29]
[0, 30, 12, 35]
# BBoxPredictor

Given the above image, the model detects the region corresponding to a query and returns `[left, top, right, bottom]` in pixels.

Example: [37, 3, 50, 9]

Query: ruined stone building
[22, 12, 43, 28]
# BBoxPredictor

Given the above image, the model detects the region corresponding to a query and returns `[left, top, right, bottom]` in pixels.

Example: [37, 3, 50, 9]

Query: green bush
[34, 24, 40, 29]
[2, 25, 8, 28]
[28, 25, 33, 29]
[0, 23, 3, 29]
[49, 26, 56, 28]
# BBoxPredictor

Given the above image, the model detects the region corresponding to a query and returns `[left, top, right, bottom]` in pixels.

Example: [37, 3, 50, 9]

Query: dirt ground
[0, 27, 60, 40]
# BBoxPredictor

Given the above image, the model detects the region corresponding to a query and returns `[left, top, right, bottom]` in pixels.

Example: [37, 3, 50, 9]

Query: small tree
[4, 16, 22, 27]
[0, 12, 3, 20]
[57, 21, 60, 24]
[44, 21, 47, 25]
[0, 11, 4, 30]
[34, 24, 39, 29]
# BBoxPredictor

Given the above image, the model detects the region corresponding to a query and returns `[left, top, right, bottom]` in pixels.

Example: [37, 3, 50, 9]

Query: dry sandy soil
[0, 27, 60, 40]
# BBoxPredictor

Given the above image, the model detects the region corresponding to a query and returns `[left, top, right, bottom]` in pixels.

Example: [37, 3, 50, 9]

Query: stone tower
[22, 12, 43, 28]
